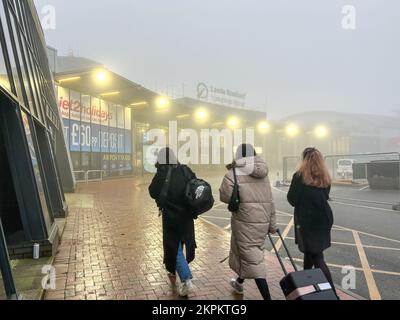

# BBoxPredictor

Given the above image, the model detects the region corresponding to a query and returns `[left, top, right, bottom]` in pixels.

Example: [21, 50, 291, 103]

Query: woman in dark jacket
[287, 147, 337, 296]
[148, 147, 197, 297]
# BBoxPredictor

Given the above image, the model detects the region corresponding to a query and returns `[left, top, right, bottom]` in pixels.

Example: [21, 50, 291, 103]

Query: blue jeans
[176, 242, 193, 282]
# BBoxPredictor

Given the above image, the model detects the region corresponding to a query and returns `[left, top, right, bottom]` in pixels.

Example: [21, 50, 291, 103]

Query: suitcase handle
[268, 229, 298, 275]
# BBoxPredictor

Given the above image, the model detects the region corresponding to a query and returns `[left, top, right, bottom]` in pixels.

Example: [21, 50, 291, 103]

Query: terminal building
[0, 0, 74, 298]
[47, 48, 270, 181]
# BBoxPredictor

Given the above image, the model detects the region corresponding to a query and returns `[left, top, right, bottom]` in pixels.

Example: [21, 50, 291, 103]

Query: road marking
[270, 235, 400, 251]
[331, 200, 398, 213]
[331, 196, 395, 206]
[199, 216, 229, 232]
[272, 217, 294, 253]
[202, 215, 230, 221]
[289, 258, 400, 277]
[272, 187, 289, 194]
[353, 231, 381, 300]
[276, 209, 400, 244]
[359, 186, 370, 191]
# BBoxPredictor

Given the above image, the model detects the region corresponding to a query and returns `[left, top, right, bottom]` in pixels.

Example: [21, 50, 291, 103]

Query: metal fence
[282, 152, 400, 189]
[325, 152, 400, 189]
[73, 170, 107, 184]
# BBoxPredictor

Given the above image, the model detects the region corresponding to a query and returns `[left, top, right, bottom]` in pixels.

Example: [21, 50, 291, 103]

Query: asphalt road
[202, 176, 400, 300]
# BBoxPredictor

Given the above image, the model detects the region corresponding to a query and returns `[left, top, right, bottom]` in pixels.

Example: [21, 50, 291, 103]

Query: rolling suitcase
[268, 230, 338, 300]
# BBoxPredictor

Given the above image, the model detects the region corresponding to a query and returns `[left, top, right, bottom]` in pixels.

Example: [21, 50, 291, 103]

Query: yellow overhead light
[58, 76, 81, 83]
[96, 71, 107, 82]
[156, 97, 170, 110]
[314, 125, 329, 139]
[100, 91, 120, 97]
[257, 121, 271, 134]
[194, 108, 209, 123]
[130, 101, 148, 107]
[227, 116, 240, 129]
[286, 123, 300, 137]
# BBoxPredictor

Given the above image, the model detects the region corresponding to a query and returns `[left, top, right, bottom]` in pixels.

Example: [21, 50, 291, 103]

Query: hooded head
[155, 147, 178, 168]
[234, 144, 268, 179]
[235, 144, 257, 160]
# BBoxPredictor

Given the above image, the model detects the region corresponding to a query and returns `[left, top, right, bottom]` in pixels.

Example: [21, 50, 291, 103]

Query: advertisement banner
[58, 87, 133, 174]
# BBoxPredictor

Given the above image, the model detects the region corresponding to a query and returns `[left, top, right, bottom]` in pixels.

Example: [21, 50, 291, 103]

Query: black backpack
[182, 166, 214, 217]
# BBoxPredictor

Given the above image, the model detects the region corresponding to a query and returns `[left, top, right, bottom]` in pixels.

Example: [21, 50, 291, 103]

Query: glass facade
[0, 0, 72, 299]
[57, 85, 133, 178]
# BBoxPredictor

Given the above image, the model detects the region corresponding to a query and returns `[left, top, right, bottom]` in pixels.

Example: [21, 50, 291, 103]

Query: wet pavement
[44, 177, 356, 300]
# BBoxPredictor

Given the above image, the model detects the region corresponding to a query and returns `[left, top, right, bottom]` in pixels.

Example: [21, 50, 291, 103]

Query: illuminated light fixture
[156, 97, 170, 109]
[177, 114, 190, 119]
[212, 122, 224, 127]
[59, 76, 81, 83]
[194, 108, 209, 123]
[285, 123, 300, 137]
[314, 125, 329, 139]
[257, 121, 271, 133]
[130, 101, 148, 107]
[100, 91, 120, 97]
[227, 116, 240, 129]
[96, 71, 107, 82]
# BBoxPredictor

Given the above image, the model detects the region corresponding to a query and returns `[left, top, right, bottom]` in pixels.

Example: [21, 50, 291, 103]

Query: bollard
[33, 243, 40, 260]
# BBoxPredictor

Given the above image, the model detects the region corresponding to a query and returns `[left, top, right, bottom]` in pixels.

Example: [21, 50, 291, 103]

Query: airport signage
[197, 82, 247, 108]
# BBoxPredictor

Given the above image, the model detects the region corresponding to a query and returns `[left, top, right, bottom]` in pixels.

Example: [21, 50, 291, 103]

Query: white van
[337, 159, 355, 180]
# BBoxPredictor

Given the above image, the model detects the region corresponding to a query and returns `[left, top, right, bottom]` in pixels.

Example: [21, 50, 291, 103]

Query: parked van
[337, 159, 354, 180]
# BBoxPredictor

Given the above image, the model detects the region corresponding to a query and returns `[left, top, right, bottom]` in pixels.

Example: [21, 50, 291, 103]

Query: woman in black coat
[287, 147, 337, 295]
[148, 147, 197, 297]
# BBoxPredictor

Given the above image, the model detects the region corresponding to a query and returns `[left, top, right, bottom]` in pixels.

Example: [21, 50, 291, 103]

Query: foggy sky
[34, 0, 400, 120]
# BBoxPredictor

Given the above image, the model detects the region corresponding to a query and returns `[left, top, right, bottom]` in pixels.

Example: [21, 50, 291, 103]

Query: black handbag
[228, 167, 240, 212]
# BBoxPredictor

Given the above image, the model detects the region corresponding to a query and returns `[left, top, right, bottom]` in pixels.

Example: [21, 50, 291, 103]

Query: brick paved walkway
[44, 178, 356, 300]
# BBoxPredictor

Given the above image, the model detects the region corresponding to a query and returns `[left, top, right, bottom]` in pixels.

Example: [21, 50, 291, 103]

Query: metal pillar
[0, 218, 17, 299]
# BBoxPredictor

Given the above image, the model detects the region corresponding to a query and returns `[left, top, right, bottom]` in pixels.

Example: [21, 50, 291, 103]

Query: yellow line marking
[289, 258, 400, 277]
[353, 231, 381, 300]
[276, 210, 400, 244]
[269, 236, 400, 251]
[273, 217, 294, 252]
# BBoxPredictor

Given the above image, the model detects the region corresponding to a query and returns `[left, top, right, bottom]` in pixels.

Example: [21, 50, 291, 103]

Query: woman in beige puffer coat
[219, 144, 277, 300]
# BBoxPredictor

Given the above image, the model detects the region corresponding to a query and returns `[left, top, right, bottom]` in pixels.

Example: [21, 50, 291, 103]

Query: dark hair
[235, 144, 257, 160]
[156, 147, 178, 166]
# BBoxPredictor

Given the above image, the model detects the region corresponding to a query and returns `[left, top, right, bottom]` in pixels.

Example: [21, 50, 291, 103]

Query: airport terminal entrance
[0, 90, 59, 253]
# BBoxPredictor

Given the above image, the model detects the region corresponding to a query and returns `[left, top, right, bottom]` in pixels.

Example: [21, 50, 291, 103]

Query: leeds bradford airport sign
[197, 82, 247, 108]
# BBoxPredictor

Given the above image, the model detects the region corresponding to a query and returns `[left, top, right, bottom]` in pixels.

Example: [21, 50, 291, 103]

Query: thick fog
[34, 0, 399, 120]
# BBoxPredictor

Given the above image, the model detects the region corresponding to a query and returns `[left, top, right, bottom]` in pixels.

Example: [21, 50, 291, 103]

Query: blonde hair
[298, 148, 331, 188]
